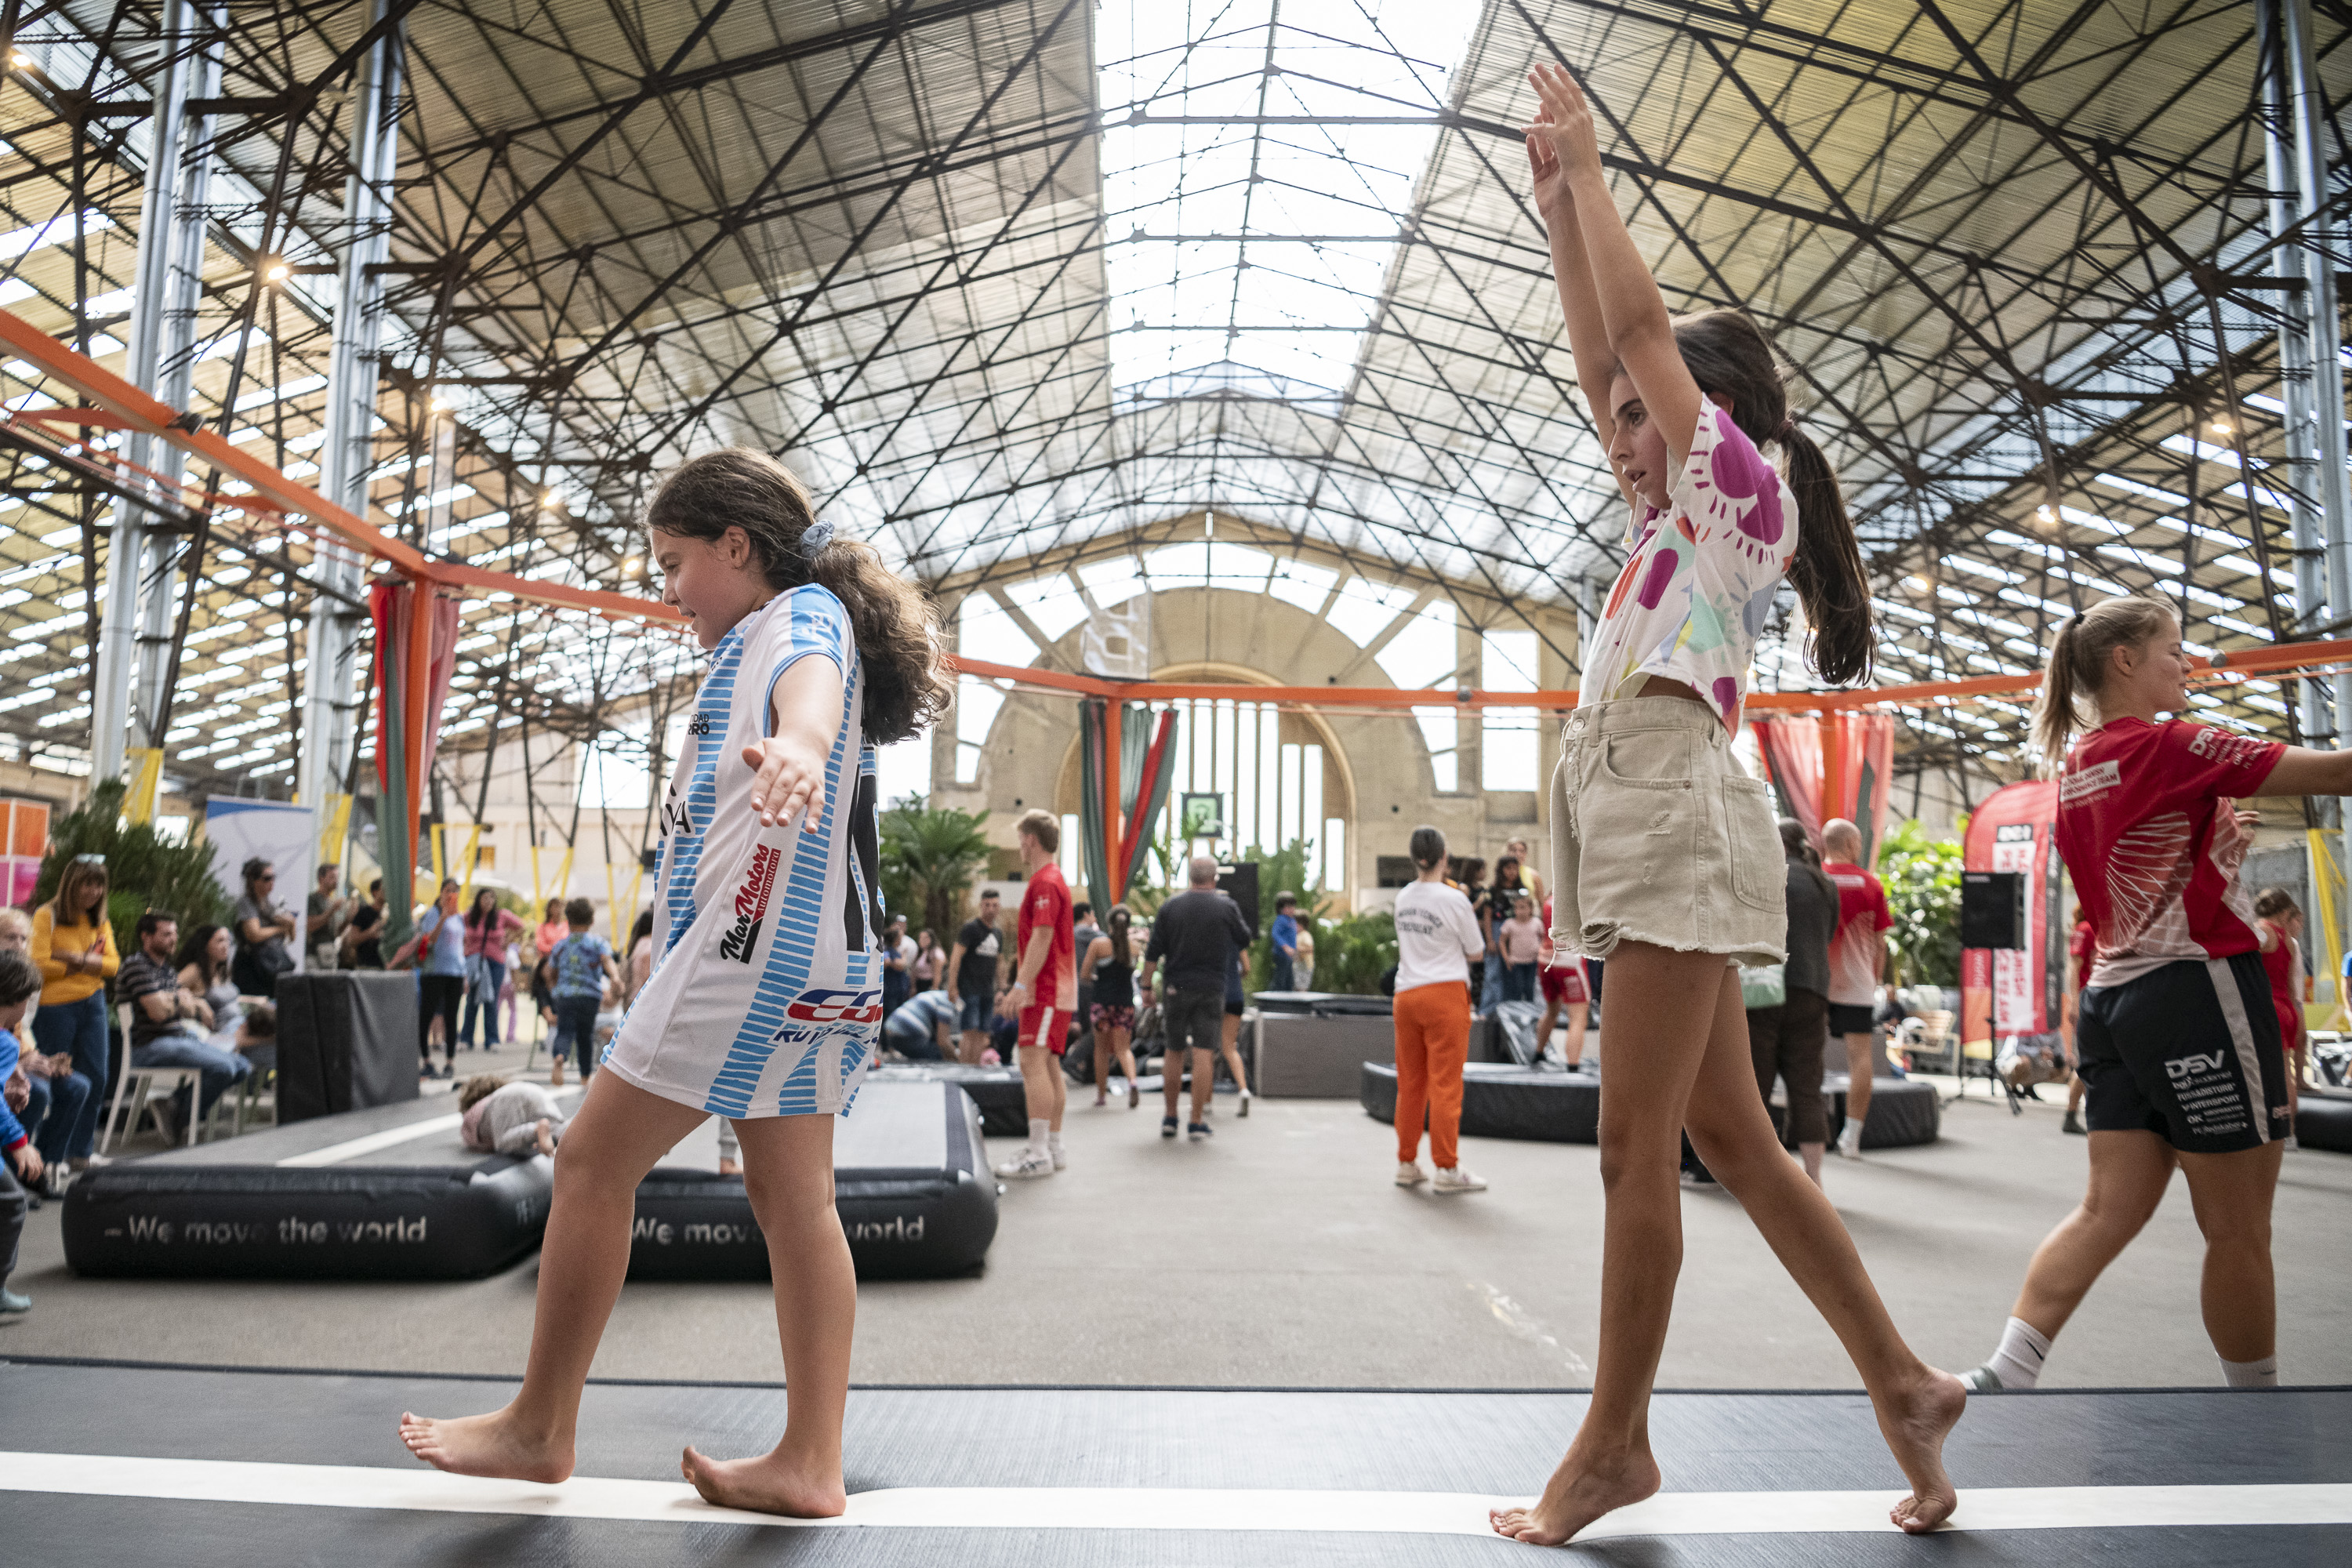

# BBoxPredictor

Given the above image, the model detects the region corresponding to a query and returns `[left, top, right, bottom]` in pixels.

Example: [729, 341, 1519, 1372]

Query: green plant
[1303, 909, 1398, 996]
[34, 779, 231, 960]
[1877, 817, 1964, 988]
[879, 794, 992, 938]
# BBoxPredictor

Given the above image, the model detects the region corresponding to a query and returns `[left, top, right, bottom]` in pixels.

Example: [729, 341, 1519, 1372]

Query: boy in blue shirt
[1271, 893, 1301, 992]
[0, 947, 46, 1316]
[538, 898, 619, 1088]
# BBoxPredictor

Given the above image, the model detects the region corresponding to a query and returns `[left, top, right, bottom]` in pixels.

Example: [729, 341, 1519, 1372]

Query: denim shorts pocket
[1723, 777, 1780, 911]
[1599, 729, 1693, 788]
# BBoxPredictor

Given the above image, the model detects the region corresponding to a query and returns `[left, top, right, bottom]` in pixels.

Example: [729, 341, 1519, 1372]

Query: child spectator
[0, 948, 48, 1315]
[237, 1001, 278, 1080]
[458, 1074, 568, 1159]
[539, 897, 618, 1089]
[0, 909, 82, 1194]
[1499, 893, 1543, 1003]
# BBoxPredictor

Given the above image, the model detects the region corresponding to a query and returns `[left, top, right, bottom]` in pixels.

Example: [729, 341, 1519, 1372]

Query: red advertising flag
[1960, 780, 2062, 1051]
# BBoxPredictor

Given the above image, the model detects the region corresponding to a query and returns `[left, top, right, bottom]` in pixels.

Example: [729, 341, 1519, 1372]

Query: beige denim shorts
[1547, 697, 1787, 967]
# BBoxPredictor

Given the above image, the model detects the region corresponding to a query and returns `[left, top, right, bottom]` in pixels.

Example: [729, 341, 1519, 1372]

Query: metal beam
[92, 0, 216, 781]
[298, 0, 401, 819]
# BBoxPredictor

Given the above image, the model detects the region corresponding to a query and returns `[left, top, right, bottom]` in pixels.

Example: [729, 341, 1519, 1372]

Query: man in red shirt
[1822, 818, 1893, 1158]
[996, 809, 1076, 1180]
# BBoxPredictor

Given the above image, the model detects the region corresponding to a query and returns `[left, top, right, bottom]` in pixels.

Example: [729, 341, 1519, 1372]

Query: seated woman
[176, 923, 245, 1051]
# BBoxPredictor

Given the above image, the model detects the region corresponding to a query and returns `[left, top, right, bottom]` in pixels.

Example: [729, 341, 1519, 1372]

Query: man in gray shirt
[1748, 819, 1840, 1185]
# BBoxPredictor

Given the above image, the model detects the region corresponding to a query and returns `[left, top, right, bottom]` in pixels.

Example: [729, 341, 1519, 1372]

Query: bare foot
[397, 1408, 573, 1483]
[1489, 1444, 1662, 1544]
[1875, 1368, 1966, 1533]
[681, 1443, 848, 1518]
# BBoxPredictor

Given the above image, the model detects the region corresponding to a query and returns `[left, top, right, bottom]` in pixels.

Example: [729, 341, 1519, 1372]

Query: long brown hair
[49, 858, 107, 927]
[1672, 309, 1872, 685]
[645, 448, 952, 745]
[2030, 596, 2175, 775]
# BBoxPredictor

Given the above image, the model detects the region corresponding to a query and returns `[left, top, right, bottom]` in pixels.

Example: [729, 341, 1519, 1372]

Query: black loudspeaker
[1217, 861, 1260, 938]
[274, 972, 423, 1122]
[1959, 871, 2027, 950]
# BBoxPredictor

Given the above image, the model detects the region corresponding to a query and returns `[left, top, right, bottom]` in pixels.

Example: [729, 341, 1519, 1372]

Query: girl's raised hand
[742, 735, 829, 834]
[1525, 63, 1603, 182]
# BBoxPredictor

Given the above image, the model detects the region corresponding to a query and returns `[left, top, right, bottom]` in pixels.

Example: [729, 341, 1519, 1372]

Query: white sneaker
[1395, 1160, 1429, 1186]
[1433, 1165, 1487, 1193]
[1238, 1088, 1251, 1118]
[1835, 1126, 1864, 1159]
[2285, 1132, 2300, 1152]
[993, 1148, 1056, 1180]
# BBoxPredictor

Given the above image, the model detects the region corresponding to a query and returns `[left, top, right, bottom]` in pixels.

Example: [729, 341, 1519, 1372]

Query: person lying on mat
[459, 1075, 568, 1159]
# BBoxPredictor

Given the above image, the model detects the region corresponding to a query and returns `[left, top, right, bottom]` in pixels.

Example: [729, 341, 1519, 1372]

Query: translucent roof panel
[1100, 1, 1478, 401]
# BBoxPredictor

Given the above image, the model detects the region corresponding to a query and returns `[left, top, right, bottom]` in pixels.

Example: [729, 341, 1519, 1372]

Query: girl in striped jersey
[1964, 597, 2350, 1396]
[401, 449, 949, 1516]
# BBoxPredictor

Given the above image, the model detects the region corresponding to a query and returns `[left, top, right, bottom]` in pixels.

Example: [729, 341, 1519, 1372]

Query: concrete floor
[5, 1029, 2348, 1392]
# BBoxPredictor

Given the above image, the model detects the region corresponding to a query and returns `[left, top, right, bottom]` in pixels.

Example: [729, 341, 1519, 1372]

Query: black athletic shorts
[2076, 952, 2289, 1154]
[1826, 1003, 1876, 1037]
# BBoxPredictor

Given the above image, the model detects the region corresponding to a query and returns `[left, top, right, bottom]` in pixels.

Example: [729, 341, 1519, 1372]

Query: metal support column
[92, 0, 214, 779]
[2259, 0, 2329, 748]
[2282, 0, 2352, 989]
[128, 6, 222, 751]
[296, 0, 403, 818]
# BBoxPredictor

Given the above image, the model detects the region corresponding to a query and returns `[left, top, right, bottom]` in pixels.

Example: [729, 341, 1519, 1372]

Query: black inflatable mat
[630, 1077, 998, 1281]
[1822, 1073, 1941, 1149]
[1360, 1061, 1601, 1144]
[61, 1090, 563, 1280]
[866, 1061, 1028, 1136]
[2297, 1091, 2352, 1153]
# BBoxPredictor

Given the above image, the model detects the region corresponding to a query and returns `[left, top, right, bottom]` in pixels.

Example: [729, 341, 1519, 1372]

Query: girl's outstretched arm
[1527, 98, 1633, 511]
[746, 655, 848, 832]
[1526, 63, 1704, 466]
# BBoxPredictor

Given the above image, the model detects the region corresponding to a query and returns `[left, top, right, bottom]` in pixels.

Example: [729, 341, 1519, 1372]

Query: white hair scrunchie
[800, 520, 836, 556]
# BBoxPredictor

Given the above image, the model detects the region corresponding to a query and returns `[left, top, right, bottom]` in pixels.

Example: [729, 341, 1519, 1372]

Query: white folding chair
[98, 1004, 216, 1152]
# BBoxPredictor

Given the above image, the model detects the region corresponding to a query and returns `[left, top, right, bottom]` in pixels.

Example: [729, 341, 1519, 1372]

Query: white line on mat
[0, 1454, 2346, 1537]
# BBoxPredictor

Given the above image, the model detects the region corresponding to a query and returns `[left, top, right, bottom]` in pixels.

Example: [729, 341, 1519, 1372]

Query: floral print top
[1580, 405, 1799, 731]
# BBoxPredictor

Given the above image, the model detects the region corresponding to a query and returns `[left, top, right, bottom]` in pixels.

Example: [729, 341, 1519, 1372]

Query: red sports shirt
[1019, 861, 1077, 1011]
[2055, 717, 2282, 989]
[1824, 862, 1893, 1006]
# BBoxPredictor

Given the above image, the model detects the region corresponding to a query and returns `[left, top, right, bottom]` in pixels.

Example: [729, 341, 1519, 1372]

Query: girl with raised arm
[1958, 598, 2331, 1397]
[399, 449, 950, 1517]
[1491, 64, 1963, 1545]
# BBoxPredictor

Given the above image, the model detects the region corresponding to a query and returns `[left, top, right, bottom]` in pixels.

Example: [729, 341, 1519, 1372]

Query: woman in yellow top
[32, 855, 118, 1168]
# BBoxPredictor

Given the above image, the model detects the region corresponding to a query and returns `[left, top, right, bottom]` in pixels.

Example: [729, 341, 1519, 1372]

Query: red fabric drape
[369, 579, 463, 792]
[1751, 713, 1895, 858]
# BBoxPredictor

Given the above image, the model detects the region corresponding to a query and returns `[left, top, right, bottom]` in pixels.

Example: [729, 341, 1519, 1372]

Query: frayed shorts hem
[1577, 923, 1781, 970]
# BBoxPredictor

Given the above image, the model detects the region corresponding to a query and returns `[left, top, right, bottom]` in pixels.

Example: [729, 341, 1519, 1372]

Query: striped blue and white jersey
[604, 584, 884, 1118]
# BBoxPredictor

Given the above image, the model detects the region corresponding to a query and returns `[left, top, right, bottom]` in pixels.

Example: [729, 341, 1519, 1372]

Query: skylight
[1098, 1, 1478, 405]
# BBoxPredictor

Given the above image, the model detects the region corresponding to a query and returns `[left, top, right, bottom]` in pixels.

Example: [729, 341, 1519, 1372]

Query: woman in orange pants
[1392, 826, 1490, 1193]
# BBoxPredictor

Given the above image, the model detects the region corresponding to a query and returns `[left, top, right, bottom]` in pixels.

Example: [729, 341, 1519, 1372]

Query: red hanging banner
[1960, 780, 2063, 1051]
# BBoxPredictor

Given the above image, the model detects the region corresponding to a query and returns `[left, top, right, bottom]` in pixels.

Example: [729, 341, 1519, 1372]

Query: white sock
[1986, 1316, 2051, 1391]
[1047, 1129, 1064, 1155]
[1027, 1118, 1051, 1155]
[1838, 1120, 1863, 1152]
[2220, 1354, 2278, 1389]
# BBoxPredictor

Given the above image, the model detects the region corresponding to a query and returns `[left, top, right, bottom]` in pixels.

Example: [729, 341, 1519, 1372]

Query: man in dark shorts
[946, 889, 1002, 1065]
[1141, 857, 1250, 1142]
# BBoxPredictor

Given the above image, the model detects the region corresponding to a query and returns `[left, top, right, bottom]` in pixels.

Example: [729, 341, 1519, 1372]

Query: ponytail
[646, 448, 952, 745]
[2030, 596, 2175, 775]
[1777, 423, 1871, 685]
[1672, 309, 1872, 685]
